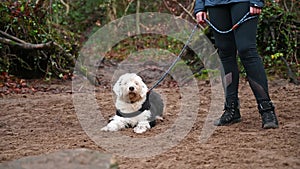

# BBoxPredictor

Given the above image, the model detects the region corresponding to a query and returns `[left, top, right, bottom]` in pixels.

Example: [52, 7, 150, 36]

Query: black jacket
[194, 0, 264, 14]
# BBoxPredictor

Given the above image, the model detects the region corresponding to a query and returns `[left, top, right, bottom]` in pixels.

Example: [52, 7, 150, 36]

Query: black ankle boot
[258, 101, 279, 129]
[214, 100, 241, 126]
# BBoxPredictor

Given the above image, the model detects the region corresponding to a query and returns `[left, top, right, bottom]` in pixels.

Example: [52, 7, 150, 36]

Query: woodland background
[0, 0, 299, 84]
[0, 1, 299, 168]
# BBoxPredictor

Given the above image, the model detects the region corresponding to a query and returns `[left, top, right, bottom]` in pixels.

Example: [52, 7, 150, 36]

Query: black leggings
[207, 2, 270, 104]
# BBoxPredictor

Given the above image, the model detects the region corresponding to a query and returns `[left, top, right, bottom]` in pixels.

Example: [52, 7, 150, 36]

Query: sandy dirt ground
[0, 75, 299, 168]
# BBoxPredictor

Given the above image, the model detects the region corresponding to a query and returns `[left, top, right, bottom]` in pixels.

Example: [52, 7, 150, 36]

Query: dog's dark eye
[135, 82, 138, 85]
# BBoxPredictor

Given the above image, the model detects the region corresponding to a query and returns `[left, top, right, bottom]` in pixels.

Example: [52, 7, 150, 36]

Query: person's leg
[231, 2, 270, 102]
[207, 6, 241, 126]
[207, 5, 239, 102]
[231, 2, 278, 128]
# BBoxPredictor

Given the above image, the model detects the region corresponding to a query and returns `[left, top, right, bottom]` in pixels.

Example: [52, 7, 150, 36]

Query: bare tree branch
[0, 37, 53, 50]
[0, 30, 27, 44]
[136, 0, 140, 34]
[59, 0, 70, 14]
[171, 0, 204, 29]
[124, 0, 135, 15]
[53, 42, 75, 65]
[163, 0, 204, 30]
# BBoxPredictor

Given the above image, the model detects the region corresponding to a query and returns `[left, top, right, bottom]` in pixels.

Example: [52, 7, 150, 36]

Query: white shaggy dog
[101, 73, 164, 133]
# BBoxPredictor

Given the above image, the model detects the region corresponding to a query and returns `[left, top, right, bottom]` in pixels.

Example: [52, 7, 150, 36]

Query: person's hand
[250, 6, 262, 15]
[196, 11, 207, 24]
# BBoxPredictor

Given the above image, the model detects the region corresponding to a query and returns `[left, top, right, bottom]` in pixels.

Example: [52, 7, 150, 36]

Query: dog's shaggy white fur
[101, 73, 163, 133]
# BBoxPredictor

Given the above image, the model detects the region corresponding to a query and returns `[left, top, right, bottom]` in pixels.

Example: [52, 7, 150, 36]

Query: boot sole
[263, 122, 279, 129]
[214, 118, 242, 126]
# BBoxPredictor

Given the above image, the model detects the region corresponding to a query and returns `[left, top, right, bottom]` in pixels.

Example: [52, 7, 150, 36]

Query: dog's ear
[113, 76, 122, 96]
[139, 76, 148, 97]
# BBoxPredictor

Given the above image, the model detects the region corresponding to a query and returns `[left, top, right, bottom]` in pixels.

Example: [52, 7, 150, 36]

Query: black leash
[204, 12, 258, 34]
[148, 24, 199, 93]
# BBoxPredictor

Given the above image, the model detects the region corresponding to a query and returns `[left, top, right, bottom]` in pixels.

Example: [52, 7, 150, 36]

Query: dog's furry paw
[101, 125, 119, 132]
[133, 122, 150, 133]
[133, 126, 147, 133]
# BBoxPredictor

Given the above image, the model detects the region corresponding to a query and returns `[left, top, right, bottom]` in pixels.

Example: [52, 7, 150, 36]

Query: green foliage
[60, 0, 105, 34]
[257, 0, 299, 78]
[194, 69, 220, 80]
[1, 0, 163, 79]
[0, 0, 79, 78]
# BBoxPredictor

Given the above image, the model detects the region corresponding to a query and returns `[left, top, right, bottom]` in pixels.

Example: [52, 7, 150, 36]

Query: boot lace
[220, 107, 235, 123]
[261, 110, 276, 124]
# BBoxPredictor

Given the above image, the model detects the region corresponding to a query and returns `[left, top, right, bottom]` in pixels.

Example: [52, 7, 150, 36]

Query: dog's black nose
[129, 86, 134, 91]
